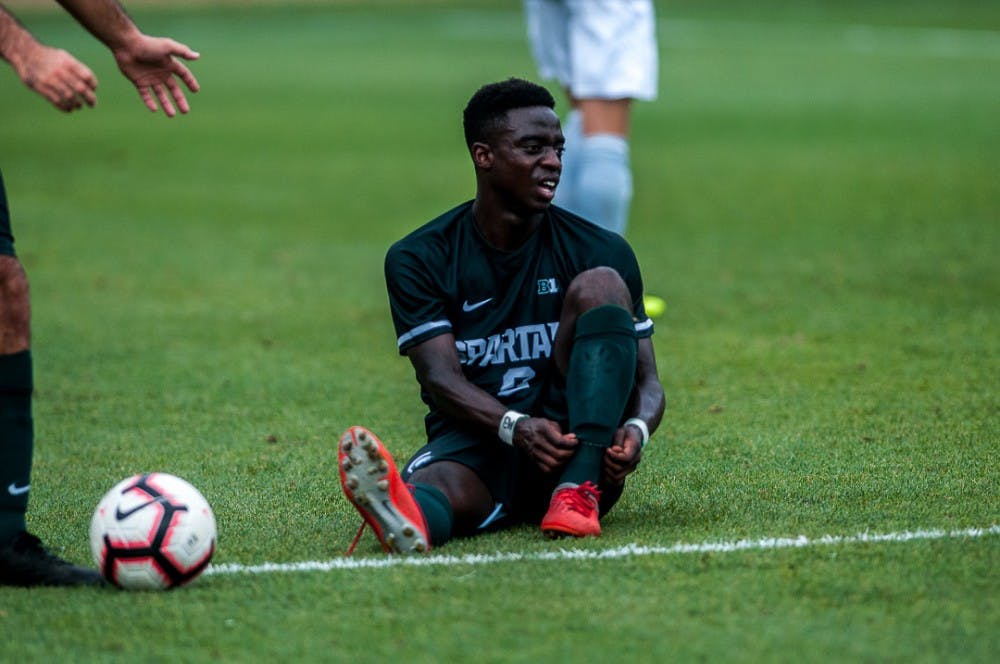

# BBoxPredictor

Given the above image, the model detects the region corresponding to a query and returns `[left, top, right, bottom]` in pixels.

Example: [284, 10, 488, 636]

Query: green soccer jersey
[385, 201, 654, 439]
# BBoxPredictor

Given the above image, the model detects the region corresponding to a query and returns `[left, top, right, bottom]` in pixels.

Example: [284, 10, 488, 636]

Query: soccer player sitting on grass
[339, 78, 665, 554]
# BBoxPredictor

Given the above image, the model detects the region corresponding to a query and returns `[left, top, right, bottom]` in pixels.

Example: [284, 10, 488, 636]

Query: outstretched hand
[113, 34, 199, 117]
[17, 43, 97, 112]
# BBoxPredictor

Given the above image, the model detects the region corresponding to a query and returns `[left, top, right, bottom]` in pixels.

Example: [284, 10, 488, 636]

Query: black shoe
[0, 531, 105, 587]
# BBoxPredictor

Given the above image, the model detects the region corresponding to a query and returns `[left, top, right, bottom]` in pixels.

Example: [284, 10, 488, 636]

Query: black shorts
[399, 424, 624, 532]
[0, 170, 15, 257]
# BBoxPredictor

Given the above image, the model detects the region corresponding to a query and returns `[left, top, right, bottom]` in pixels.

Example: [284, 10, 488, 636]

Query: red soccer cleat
[338, 426, 430, 555]
[540, 481, 602, 538]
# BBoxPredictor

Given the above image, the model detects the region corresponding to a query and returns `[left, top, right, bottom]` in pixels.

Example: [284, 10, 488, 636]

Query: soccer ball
[90, 472, 217, 590]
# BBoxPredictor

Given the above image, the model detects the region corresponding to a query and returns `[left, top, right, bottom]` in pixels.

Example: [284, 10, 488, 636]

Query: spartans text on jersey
[455, 322, 559, 368]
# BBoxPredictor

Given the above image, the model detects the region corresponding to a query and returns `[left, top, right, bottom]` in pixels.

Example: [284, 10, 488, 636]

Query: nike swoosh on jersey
[7, 483, 30, 496]
[462, 298, 493, 312]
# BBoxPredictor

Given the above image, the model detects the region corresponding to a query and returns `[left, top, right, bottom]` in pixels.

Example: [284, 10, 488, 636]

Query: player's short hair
[463, 78, 556, 148]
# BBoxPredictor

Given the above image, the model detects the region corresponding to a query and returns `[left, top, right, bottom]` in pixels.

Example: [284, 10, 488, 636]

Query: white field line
[204, 524, 999, 577]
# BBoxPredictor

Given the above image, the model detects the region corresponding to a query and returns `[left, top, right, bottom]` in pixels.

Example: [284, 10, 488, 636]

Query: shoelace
[562, 481, 601, 515]
[344, 522, 367, 557]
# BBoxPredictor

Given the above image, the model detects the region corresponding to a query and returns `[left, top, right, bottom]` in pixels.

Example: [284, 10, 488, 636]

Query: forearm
[0, 5, 40, 72]
[627, 338, 665, 435]
[408, 335, 513, 435]
[421, 363, 510, 432]
[54, 0, 140, 51]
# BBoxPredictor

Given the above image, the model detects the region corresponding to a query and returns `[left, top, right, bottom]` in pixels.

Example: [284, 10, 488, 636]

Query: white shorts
[525, 0, 658, 101]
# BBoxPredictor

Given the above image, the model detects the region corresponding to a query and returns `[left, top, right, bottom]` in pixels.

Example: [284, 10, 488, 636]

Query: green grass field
[1, 1, 997, 661]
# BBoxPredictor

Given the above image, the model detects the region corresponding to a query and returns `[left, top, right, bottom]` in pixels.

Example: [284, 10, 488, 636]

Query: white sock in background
[573, 133, 632, 236]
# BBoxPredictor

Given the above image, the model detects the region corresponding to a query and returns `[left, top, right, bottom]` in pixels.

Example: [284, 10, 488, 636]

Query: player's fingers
[168, 57, 200, 93]
[79, 86, 97, 107]
[549, 446, 575, 467]
[549, 431, 578, 450]
[604, 445, 624, 463]
[608, 441, 638, 464]
[529, 444, 561, 473]
[605, 445, 626, 462]
[50, 80, 84, 111]
[68, 59, 98, 91]
[532, 421, 566, 448]
[603, 457, 632, 484]
[35, 81, 63, 109]
[538, 456, 561, 474]
[136, 86, 159, 113]
[64, 72, 97, 107]
[68, 79, 97, 107]
[164, 38, 200, 61]
[602, 458, 622, 483]
[164, 77, 190, 114]
[152, 84, 177, 117]
[61, 95, 82, 112]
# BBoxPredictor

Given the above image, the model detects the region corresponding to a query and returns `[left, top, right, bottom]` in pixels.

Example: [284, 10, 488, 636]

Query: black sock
[410, 482, 453, 547]
[559, 305, 637, 487]
[0, 350, 33, 540]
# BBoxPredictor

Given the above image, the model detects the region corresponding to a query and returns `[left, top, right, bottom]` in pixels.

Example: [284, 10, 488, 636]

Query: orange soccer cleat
[338, 426, 430, 555]
[540, 481, 602, 538]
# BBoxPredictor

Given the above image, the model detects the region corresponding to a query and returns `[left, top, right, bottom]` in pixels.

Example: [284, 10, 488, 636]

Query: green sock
[0, 350, 33, 540]
[410, 482, 453, 547]
[559, 305, 637, 487]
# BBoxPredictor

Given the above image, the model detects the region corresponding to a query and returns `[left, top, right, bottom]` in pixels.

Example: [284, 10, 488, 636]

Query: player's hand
[113, 34, 199, 117]
[514, 417, 578, 474]
[16, 43, 97, 112]
[603, 425, 643, 486]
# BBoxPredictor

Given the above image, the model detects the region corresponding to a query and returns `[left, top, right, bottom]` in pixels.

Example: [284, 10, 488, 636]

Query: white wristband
[498, 410, 527, 446]
[624, 418, 650, 449]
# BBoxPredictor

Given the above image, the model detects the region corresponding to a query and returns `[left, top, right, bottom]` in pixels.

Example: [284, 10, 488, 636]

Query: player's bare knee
[564, 266, 631, 314]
